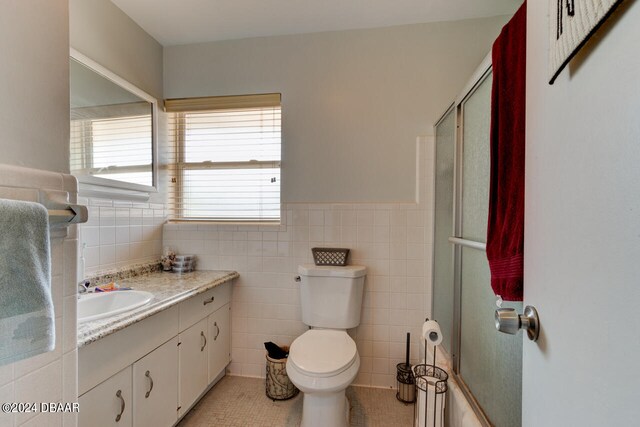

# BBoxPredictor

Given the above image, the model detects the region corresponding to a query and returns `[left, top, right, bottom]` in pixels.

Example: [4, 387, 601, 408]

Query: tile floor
[178, 376, 414, 427]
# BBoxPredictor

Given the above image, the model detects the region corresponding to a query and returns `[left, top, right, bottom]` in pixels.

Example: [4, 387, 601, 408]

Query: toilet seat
[289, 330, 357, 378]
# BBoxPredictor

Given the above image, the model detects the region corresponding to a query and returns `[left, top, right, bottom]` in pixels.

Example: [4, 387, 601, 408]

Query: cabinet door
[208, 303, 231, 383]
[79, 366, 132, 427]
[178, 317, 208, 417]
[133, 336, 179, 427]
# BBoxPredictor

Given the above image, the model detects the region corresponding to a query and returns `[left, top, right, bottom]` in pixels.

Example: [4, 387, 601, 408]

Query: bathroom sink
[78, 291, 153, 323]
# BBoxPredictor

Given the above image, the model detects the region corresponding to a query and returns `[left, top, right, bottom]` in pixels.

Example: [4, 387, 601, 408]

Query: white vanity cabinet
[133, 336, 179, 427]
[78, 280, 233, 427]
[178, 318, 209, 417]
[79, 366, 133, 427]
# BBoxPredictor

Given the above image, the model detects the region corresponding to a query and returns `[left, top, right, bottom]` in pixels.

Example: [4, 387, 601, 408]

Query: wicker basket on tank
[311, 247, 350, 266]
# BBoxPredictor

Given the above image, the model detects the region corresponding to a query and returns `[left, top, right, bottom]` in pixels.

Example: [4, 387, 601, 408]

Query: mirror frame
[70, 48, 159, 199]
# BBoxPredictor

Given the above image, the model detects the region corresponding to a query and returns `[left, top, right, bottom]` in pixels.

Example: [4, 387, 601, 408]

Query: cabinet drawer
[179, 281, 231, 331]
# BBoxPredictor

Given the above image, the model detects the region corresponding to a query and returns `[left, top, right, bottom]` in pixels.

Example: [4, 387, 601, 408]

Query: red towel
[487, 2, 527, 301]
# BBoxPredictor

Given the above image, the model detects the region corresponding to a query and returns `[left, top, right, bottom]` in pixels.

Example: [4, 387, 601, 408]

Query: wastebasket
[265, 347, 299, 400]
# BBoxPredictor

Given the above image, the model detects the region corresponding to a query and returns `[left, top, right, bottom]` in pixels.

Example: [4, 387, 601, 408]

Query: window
[70, 115, 153, 187]
[166, 94, 281, 222]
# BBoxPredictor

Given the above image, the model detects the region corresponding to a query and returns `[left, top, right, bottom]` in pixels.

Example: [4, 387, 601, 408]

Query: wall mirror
[69, 49, 158, 198]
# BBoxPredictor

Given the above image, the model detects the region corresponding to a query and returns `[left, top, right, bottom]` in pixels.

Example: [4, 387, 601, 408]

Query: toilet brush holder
[396, 363, 416, 403]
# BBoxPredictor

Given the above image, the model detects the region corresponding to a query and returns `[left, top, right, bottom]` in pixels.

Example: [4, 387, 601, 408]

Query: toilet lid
[289, 330, 357, 378]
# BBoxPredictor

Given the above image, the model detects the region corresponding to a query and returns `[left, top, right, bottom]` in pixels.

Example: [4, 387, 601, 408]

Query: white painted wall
[162, 17, 507, 386]
[69, 0, 163, 100]
[164, 17, 509, 203]
[70, 0, 168, 277]
[0, 0, 69, 173]
[524, 1, 640, 425]
[0, 2, 78, 426]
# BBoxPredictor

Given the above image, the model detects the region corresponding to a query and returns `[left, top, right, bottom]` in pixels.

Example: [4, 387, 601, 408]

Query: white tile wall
[164, 137, 434, 389]
[0, 164, 79, 427]
[78, 198, 166, 278]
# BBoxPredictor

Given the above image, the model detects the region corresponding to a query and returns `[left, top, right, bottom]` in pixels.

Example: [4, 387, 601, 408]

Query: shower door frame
[431, 53, 496, 427]
[453, 60, 493, 426]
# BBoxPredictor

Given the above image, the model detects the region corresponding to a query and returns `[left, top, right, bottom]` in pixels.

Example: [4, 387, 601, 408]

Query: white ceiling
[111, 0, 520, 46]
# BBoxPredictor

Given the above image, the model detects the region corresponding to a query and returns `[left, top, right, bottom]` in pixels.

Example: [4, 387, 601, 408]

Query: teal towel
[0, 199, 55, 366]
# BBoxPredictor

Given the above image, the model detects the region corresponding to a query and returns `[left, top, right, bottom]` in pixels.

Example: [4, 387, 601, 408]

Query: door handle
[203, 296, 215, 305]
[201, 331, 207, 351]
[214, 321, 220, 341]
[495, 305, 540, 341]
[115, 389, 125, 422]
[144, 370, 154, 398]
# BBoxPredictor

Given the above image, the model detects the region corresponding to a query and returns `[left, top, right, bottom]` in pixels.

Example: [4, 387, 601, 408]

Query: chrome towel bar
[48, 204, 88, 226]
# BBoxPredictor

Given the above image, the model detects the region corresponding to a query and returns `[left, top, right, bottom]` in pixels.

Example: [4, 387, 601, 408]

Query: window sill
[77, 175, 154, 201]
[167, 219, 281, 227]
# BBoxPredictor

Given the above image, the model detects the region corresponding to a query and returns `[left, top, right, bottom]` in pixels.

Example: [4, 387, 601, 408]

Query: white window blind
[70, 114, 153, 186]
[166, 94, 281, 221]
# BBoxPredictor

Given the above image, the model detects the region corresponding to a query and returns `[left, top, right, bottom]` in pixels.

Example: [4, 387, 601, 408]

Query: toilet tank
[298, 264, 367, 329]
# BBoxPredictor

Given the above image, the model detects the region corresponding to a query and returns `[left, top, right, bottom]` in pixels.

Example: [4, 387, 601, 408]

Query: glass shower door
[433, 62, 523, 426]
[455, 69, 523, 427]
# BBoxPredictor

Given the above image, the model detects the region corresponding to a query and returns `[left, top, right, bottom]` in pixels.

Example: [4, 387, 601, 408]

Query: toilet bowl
[287, 329, 360, 427]
[289, 264, 366, 427]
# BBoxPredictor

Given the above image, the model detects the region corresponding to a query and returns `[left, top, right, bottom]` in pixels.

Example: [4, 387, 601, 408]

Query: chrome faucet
[77, 281, 90, 299]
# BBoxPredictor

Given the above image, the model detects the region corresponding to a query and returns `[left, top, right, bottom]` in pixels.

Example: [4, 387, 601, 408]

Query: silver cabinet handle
[203, 296, 215, 305]
[115, 389, 125, 422]
[201, 331, 207, 351]
[214, 321, 220, 341]
[495, 305, 540, 341]
[144, 370, 154, 398]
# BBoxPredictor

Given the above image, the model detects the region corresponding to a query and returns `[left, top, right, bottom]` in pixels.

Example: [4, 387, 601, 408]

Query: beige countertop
[77, 270, 238, 348]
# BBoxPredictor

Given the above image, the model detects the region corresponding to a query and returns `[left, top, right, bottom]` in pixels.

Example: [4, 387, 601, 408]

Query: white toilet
[287, 264, 367, 427]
